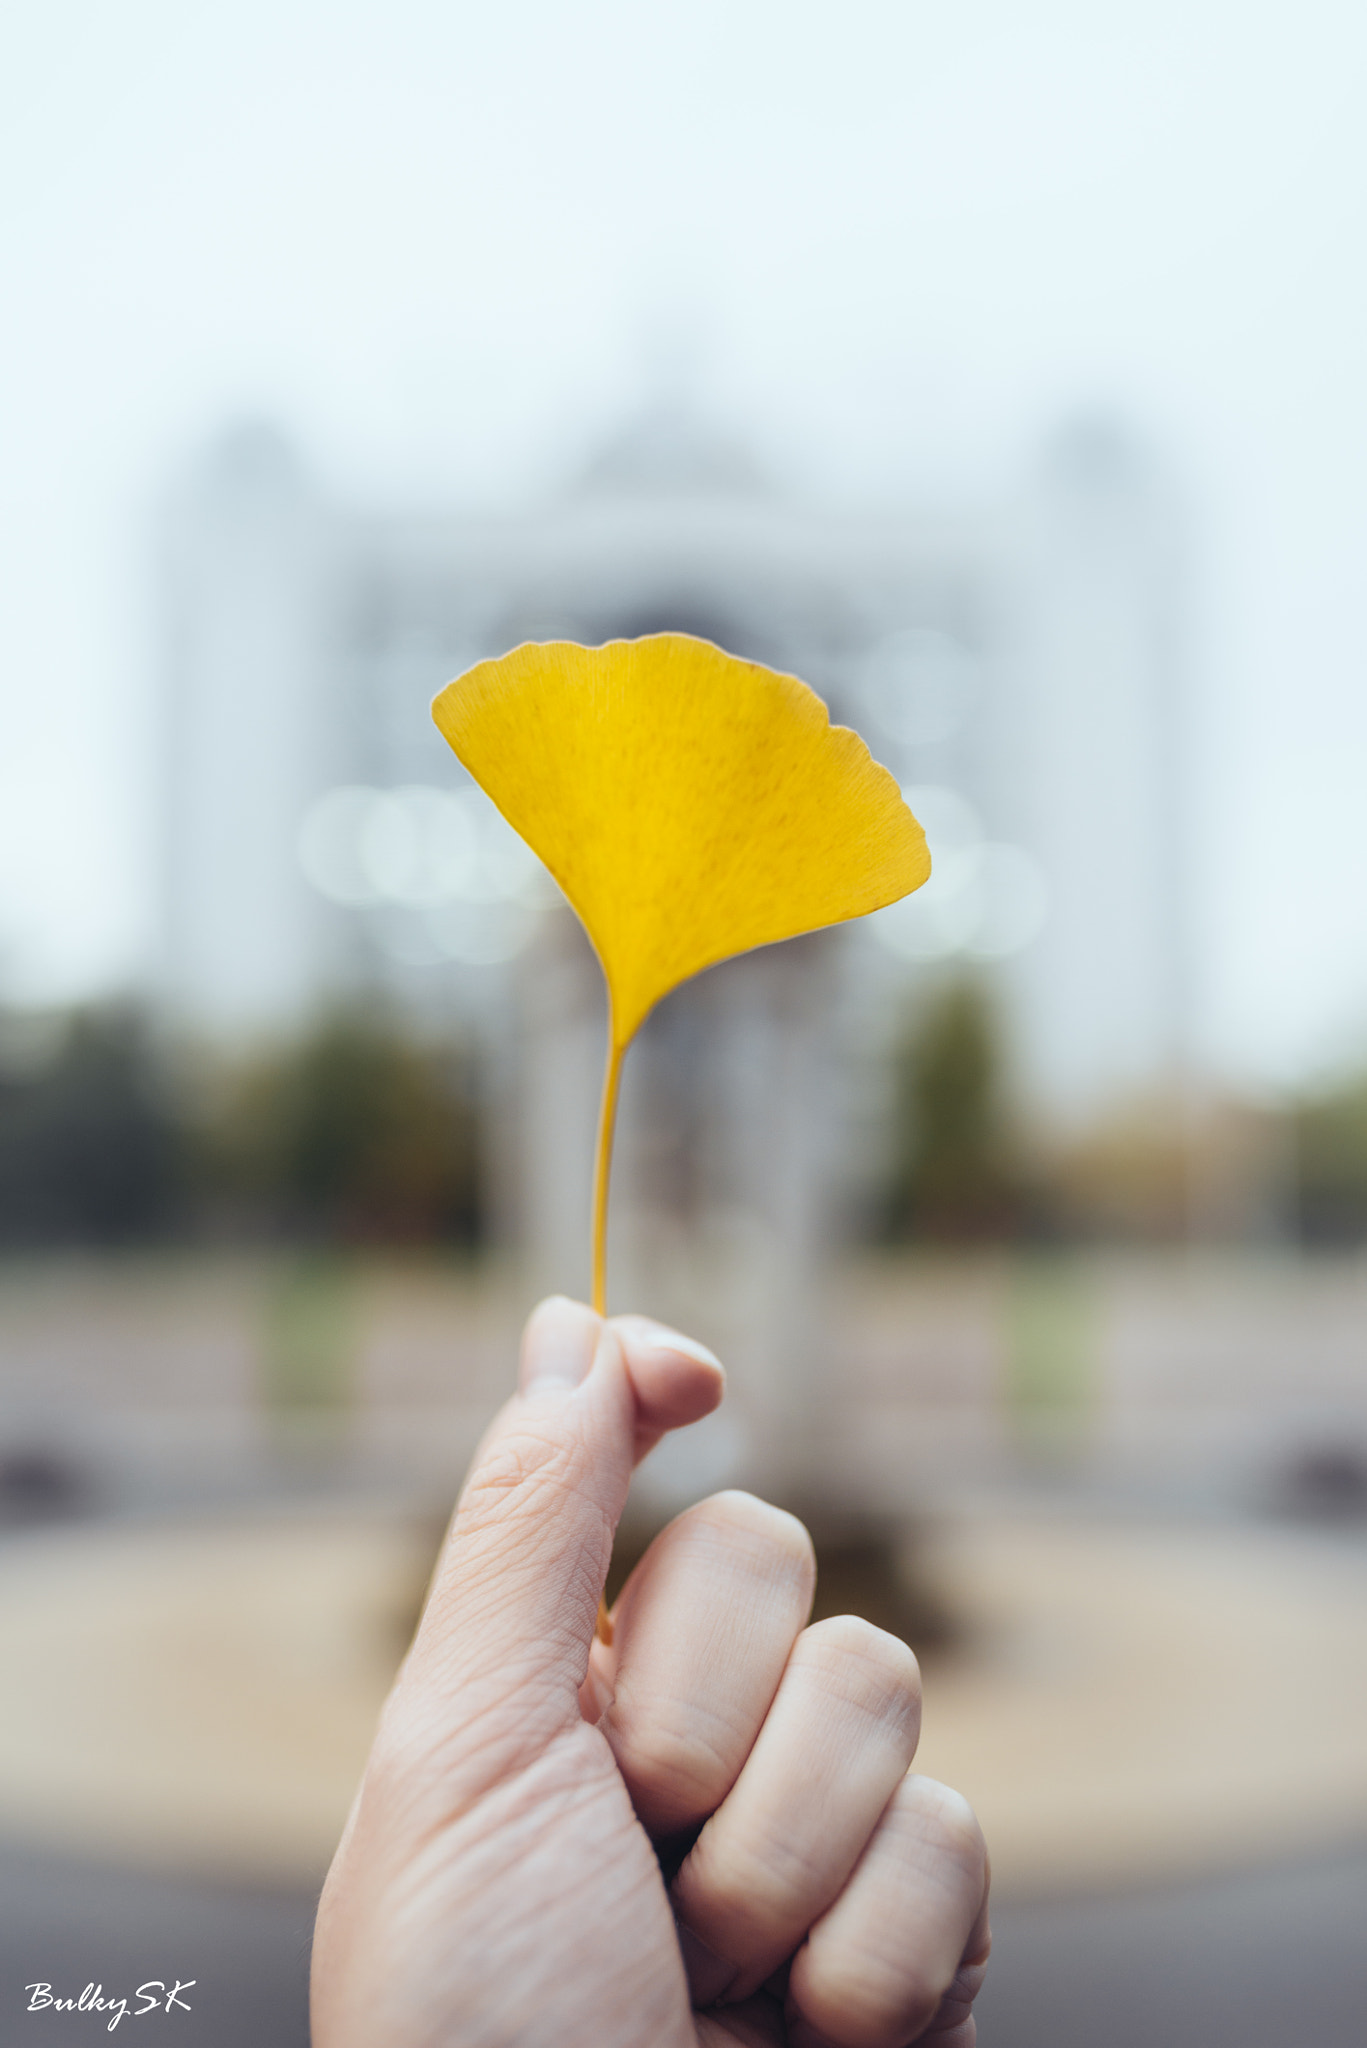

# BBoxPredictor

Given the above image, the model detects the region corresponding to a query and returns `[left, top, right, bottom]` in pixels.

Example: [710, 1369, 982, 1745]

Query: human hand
[311, 1296, 990, 2047]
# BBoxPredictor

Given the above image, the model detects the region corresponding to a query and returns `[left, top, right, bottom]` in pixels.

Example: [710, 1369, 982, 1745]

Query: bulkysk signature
[24, 1981, 195, 2031]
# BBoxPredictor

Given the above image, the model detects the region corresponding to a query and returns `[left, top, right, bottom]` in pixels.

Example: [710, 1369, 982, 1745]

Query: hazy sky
[2, 0, 1366, 1087]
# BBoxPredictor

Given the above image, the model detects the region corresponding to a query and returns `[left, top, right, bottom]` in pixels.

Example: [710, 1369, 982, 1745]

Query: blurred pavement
[3, 1841, 1364, 2046]
[977, 1848, 1367, 2048]
[0, 1844, 312, 2047]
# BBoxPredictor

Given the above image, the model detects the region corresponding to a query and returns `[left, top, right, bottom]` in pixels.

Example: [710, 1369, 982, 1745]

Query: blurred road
[2, 1841, 1364, 2047]
[0, 1844, 312, 2046]
[978, 1849, 1367, 2047]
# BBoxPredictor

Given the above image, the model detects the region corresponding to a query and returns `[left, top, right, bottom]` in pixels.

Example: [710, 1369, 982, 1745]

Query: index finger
[609, 1312, 727, 1462]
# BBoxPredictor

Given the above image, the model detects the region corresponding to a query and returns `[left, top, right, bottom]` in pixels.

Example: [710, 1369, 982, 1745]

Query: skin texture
[311, 1298, 990, 2048]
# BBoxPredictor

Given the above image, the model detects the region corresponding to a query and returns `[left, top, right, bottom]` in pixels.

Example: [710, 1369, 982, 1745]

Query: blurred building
[160, 405, 1188, 1101]
[158, 406, 1190, 1460]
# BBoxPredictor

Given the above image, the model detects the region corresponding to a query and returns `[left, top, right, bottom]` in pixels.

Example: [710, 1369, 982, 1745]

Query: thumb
[409, 1297, 639, 1727]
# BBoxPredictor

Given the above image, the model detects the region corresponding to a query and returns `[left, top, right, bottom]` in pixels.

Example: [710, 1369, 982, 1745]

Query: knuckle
[803, 1931, 981, 2047]
[898, 1965, 953, 2040]
[801, 1961, 943, 2048]
[675, 1835, 790, 1952]
[797, 1614, 923, 1725]
[691, 1490, 818, 1591]
[902, 1777, 988, 1882]
[609, 1708, 733, 1827]
[460, 1425, 576, 1517]
[467, 1438, 547, 1511]
[942, 1957, 991, 2014]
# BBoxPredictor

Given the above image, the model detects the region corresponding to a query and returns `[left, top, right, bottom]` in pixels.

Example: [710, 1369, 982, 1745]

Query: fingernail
[621, 1319, 723, 1373]
[520, 1296, 600, 1400]
[674, 1922, 736, 2007]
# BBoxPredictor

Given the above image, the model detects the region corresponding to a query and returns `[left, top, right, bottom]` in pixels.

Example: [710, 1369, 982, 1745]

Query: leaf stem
[591, 1027, 625, 1316]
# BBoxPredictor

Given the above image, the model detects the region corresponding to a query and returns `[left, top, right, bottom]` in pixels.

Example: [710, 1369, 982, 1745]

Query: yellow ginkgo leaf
[433, 634, 928, 1040]
[432, 633, 929, 1314]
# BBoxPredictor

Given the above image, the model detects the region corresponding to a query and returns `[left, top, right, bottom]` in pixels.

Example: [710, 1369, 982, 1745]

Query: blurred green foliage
[0, 1009, 182, 1245]
[0, 1005, 484, 1249]
[260, 1254, 358, 1417]
[1004, 1259, 1096, 1448]
[882, 977, 1025, 1243]
[1293, 1073, 1367, 1244]
[5, 989, 1364, 1256]
[195, 1011, 483, 1246]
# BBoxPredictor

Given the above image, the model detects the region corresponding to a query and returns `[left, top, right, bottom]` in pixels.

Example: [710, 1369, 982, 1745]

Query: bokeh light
[872, 784, 1049, 962]
[299, 782, 558, 962]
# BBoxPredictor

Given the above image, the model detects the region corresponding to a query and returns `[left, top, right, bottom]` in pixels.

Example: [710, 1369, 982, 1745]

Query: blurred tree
[197, 1011, 483, 1246]
[0, 1008, 183, 1245]
[260, 1253, 358, 1421]
[1293, 1072, 1367, 1245]
[883, 978, 1022, 1242]
[1003, 1258, 1096, 1453]
[1045, 1092, 1294, 1245]
[1043, 1099, 1190, 1243]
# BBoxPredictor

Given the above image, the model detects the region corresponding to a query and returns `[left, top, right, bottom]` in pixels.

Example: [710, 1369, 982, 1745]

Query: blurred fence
[0, 1243, 1363, 1525]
